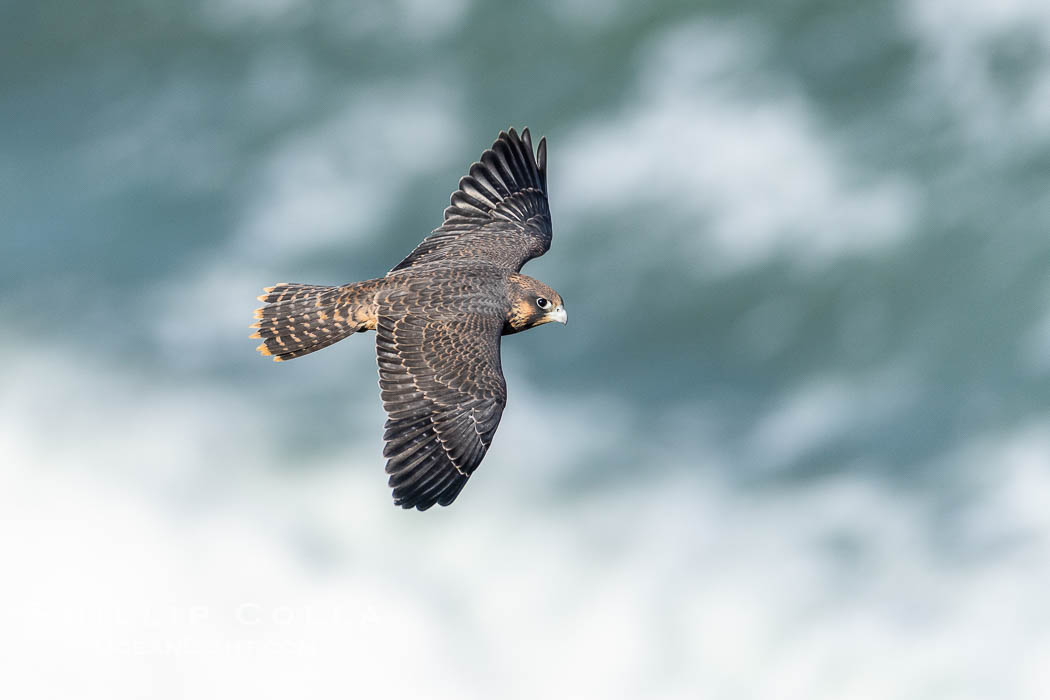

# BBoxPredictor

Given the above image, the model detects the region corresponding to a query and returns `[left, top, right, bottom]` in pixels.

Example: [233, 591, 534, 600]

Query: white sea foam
[558, 22, 918, 273]
[231, 81, 465, 261]
[904, 0, 1050, 149]
[2, 351, 1048, 699]
[747, 369, 917, 473]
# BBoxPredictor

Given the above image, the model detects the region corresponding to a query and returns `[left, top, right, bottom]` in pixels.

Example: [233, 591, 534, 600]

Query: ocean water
[3, 1, 1050, 697]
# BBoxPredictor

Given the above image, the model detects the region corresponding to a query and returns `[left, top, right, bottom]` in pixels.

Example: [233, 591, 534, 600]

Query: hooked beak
[551, 305, 567, 325]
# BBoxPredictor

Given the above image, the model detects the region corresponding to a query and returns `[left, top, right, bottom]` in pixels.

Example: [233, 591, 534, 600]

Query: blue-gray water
[3, 1, 1049, 697]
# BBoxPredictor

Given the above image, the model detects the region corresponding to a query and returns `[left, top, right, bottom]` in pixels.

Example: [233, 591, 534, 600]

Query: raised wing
[391, 127, 551, 273]
[376, 310, 507, 510]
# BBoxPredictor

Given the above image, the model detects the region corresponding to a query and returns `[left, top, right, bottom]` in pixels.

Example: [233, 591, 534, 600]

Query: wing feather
[390, 127, 552, 273]
[376, 312, 507, 510]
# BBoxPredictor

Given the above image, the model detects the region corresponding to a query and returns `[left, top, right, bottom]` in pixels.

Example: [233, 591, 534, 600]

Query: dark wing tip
[439, 126, 548, 224]
[498, 126, 546, 191]
[392, 470, 469, 511]
[392, 126, 552, 272]
[516, 127, 546, 193]
[537, 136, 547, 191]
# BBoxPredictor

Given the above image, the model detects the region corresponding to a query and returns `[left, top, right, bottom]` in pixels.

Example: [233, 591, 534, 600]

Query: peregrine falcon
[251, 128, 565, 510]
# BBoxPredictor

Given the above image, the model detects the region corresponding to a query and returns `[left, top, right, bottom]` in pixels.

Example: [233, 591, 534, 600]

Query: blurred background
[3, 0, 1050, 697]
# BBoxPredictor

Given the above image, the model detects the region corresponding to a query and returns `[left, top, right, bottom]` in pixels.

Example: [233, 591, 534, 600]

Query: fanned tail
[251, 280, 381, 361]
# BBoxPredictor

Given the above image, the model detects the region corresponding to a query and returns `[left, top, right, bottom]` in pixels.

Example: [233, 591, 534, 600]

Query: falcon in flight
[251, 128, 565, 510]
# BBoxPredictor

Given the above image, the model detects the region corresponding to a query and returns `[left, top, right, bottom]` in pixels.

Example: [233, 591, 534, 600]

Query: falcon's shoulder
[391, 127, 551, 274]
[375, 306, 507, 510]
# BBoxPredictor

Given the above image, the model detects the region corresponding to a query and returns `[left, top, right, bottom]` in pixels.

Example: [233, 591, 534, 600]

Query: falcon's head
[505, 275, 566, 333]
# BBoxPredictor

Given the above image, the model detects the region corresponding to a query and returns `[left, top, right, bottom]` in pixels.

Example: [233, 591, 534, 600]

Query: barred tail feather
[251, 280, 380, 361]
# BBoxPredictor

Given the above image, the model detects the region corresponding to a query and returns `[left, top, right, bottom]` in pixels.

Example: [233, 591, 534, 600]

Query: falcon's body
[251, 128, 565, 510]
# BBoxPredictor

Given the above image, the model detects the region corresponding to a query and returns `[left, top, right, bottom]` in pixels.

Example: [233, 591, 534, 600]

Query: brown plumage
[251, 128, 566, 510]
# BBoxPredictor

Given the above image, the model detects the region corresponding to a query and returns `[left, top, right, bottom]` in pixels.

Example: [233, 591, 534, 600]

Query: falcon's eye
[536, 297, 550, 309]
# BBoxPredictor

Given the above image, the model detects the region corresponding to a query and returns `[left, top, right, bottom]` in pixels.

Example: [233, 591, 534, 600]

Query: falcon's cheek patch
[514, 299, 534, 320]
[508, 299, 542, 331]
